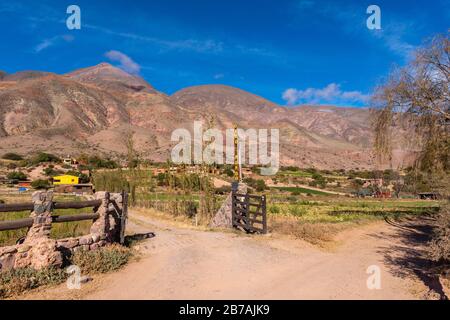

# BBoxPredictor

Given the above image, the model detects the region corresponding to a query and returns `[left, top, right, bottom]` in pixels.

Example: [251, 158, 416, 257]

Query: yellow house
[52, 175, 79, 185]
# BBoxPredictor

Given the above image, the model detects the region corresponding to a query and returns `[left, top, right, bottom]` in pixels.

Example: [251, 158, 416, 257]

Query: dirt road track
[23, 211, 439, 300]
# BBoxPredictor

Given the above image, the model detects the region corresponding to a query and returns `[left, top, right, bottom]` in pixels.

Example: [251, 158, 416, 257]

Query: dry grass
[0, 244, 132, 299]
[269, 215, 349, 246]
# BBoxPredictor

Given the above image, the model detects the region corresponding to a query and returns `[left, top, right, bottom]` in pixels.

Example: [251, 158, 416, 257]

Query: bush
[31, 179, 50, 189]
[31, 152, 61, 164]
[0, 245, 132, 299]
[215, 185, 231, 195]
[7, 171, 27, 181]
[43, 167, 62, 177]
[2, 153, 23, 161]
[71, 244, 132, 274]
[0, 267, 67, 299]
[243, 178, 267, 192]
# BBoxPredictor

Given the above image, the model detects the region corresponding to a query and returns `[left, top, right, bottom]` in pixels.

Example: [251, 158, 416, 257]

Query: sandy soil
[19, 211, 444, 300]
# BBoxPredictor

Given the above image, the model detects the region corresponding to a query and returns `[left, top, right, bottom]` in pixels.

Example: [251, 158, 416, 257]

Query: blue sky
[0, 0, 448, 107]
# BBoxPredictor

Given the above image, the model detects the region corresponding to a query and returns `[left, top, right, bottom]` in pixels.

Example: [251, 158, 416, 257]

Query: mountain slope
[0, 64, 409, 169]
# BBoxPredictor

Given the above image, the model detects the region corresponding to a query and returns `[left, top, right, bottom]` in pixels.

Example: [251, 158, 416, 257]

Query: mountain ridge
[0, 63, 411, 169]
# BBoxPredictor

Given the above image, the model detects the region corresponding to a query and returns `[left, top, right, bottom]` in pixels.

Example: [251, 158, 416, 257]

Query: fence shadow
[124, 232, 155, 246]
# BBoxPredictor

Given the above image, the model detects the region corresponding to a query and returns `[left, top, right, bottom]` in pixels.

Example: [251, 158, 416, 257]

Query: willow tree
[373, 32, 450, 194]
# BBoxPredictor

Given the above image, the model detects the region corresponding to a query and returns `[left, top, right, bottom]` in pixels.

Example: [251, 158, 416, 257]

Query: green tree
[31, 179, 50, 190]
[7, 171, 27, 181]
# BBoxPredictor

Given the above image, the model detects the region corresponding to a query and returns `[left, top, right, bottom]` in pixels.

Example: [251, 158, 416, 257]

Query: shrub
[243, 178, 267, 192]
[71, 244, 132, 274]
[0, 267, 67, 299]
[2, 153, 23, 161]
[0, 245, 132, 299]
[31, 179, 50, 189]
[215, 185, 231, 195]
[43, 167, 62, 177]
[269, 205, 280, 214]
[7, 171, 27, 181]
[31, 152, 61, 164]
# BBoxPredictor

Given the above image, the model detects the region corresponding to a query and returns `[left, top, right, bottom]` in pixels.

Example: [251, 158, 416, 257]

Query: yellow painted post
[234, 124, 239, 182]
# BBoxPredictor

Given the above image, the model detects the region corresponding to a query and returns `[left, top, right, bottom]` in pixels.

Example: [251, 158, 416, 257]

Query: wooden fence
[231, 192, 267, 234]
[0, 191, 128, 245]
[0, 200, 101, 233]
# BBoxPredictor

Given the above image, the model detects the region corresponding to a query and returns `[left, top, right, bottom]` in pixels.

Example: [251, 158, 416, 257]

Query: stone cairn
[0, 191, 125, 272]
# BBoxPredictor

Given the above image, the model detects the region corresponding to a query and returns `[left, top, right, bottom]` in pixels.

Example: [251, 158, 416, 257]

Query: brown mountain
[0, 63, 412, 169]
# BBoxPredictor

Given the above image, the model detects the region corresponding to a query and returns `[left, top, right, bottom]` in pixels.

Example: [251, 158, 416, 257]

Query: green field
[272, 186, 330, 196]
[267, 198, 440, 224]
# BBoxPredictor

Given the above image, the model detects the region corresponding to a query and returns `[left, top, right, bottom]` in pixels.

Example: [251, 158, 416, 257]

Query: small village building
[18, 181, 32, 188]
[52, 175, 79, 185]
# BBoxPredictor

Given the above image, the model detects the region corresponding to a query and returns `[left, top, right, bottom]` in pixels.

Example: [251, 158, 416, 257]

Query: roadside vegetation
[267, 196, 440, 245]
[0, 244, 132, 299]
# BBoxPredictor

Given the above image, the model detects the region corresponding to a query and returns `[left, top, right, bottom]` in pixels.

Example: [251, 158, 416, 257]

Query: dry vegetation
[0, 244, 132, 299]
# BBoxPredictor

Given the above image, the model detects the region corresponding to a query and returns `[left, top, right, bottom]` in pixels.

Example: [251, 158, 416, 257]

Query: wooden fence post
[261, 195, 267, 234]
[120, 191, 128, 245]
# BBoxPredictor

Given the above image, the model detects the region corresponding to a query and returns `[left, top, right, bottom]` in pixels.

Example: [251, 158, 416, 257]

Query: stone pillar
[25, 191, 54, 241]
[15, 191, 63, 270]
[90, 191, 111, 241]
[210, 182, 248, 228]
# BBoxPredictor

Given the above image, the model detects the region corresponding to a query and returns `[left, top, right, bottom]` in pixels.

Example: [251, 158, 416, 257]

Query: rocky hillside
[0, 63, 412, 169]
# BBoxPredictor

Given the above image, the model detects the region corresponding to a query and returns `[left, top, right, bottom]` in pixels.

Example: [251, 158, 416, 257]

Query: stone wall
[0, 191, 125, 272]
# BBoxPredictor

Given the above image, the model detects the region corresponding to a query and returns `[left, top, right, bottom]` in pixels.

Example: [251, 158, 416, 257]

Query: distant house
[362, 178, 383, 189]
[52, 175, 79, 185]
[63, 156, 78, 166]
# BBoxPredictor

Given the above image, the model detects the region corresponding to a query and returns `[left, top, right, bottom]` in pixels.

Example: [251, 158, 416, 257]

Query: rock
[57, 238, 79, 249]
[15, 238, 63, 270]
[90, 243, 100, 250]
[79, 235, 93, 245]
[0, 245, 18, 255]
[17, 244, 31, 253]
[0, 253, 16, 271]
[98, 240, 107, 247]
[91, 234, 100, 243]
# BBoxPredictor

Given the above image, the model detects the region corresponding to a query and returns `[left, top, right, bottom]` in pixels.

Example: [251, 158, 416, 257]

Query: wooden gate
[231, 191, 267, 234]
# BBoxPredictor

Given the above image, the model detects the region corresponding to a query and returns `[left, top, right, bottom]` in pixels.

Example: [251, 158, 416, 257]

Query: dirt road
[24, 211, 439, 300]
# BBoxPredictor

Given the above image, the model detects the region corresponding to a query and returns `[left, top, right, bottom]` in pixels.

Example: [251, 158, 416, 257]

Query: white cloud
[104, 50, 141, 74]
[85, 24, 223, 54]
[213, 73, 224, 79]
[282, 83, 370, 106]
[34, 34, 74, 53]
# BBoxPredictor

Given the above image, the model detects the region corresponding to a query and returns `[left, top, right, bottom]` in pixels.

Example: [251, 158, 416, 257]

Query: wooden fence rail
[0, 200, 102, 213]
[0, 213, 100, 231]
